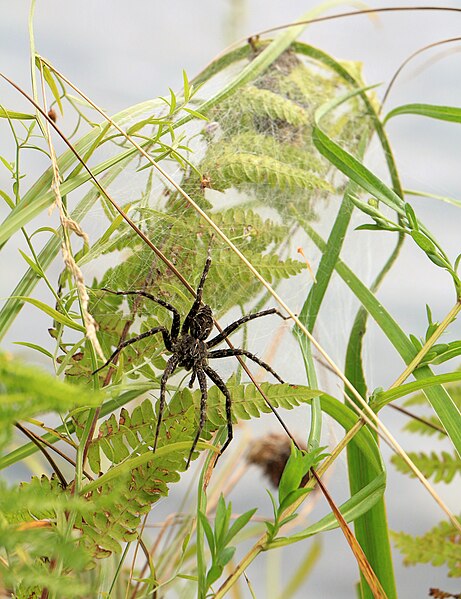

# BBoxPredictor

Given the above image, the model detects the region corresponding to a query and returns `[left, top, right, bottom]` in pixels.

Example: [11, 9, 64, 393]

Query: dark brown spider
[94, 252, 288, 466]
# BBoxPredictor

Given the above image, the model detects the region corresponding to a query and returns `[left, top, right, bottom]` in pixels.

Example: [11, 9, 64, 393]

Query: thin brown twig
[311, 469, 387, 599]
[388, 403, 447, 436]
[248, 7, 461, 40]
[16, 422, 94, 479]
[15, 423, 68, 488]
[381, 36, 461, 108]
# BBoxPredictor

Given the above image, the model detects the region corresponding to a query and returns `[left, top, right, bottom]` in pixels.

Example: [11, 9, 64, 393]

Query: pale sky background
[1, 2, 461, 597]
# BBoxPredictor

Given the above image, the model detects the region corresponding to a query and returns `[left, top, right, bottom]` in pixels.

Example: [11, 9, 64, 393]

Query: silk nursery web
[61, 43, 372, 401]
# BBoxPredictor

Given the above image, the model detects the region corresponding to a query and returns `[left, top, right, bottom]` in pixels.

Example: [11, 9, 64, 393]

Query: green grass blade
[372, 371, 461, 410]
[344, 234, 404, 599]
[270, 472, 386, 548]
[384, 103, 461, 125]
[0, 99, 163, 248]
[301, 221, 461, 457]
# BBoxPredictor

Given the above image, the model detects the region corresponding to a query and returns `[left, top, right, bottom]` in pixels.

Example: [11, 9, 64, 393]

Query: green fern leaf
[67, 381, 317, 556]
[391, 451, 461, 484]
[0, 351, 101, 448]
[233, 86, 309, 127]
[403, 416, 447, 440]
[392, 517, 461, 577]
[0, 477, 93, 597]
[211, 152, 333, 193]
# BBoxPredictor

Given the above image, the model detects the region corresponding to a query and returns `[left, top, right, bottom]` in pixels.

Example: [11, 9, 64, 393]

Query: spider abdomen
[175, 334, 208, 371]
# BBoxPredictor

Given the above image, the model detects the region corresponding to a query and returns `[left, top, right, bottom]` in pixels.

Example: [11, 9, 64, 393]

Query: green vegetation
[1, 4, 460, 598]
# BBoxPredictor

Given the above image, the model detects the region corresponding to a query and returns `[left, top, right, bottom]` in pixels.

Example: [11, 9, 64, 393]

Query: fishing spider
[94, 252, 288, 466]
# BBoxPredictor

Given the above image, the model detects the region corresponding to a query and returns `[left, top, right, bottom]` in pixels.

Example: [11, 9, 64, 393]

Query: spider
[94, 252, 289, 466]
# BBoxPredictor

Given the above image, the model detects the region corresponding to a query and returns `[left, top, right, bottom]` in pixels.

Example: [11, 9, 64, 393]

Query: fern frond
[403, 416, 447, 440]
[0, 477, 93, 597]
[212, 132, 326, 174]
[233, 86, 309, 127]
[69, 381, 317, 556]
[391, 451, 461, 484]
[0, 351, 101, 448]
[211, 152, 333, 194]
[392, 517, 461, 577]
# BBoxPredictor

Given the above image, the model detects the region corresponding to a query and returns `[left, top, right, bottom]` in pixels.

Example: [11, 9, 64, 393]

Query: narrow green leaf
[198, 511, 215, 556]
[384, 103, 461, 125]
[0, 107, 35, 120]
[206, 564, 223, 587]
[39, 61, 63, 115]
[182, 69, 190, 101]
[269, 472, 386, 548]
[217, 546, 236, 568]
[18, 249, 43, 277]
[12, 341, 54, 360]
[182, 107, 209, 121]
[410, 230, 437, 254]
[224, 508, 257, 546]
[9, 296, 85, 332]
[371, 371, 461, 410]
[82, 441, 216, 493]
[312, 125, 404, 215]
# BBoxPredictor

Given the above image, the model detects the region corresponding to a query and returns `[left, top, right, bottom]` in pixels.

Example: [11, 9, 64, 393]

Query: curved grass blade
[384, 103, 461, 125]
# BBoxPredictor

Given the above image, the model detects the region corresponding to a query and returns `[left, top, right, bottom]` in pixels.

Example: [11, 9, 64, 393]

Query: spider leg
[207, 308, 289, 348]
[181, 250, 212, 334]
[92, 326, 172, 374]
[101, 289, 181, 342]
[186, 368, 208, 468]
[188, 370, 196, 389]
[153, 355, 179, 452]
[207, 349, 285, 384]
[203, 364, 233, 458]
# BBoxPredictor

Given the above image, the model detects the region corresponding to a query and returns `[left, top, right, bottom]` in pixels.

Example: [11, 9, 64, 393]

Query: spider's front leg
[92, 326, 172, 374]
[207, 308, 290, 349]
[181, 250, 212, 335]
[100, 289, 181, 343]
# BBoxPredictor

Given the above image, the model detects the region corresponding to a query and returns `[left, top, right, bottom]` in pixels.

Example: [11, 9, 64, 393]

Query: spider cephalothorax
[94, 252, 288, 466]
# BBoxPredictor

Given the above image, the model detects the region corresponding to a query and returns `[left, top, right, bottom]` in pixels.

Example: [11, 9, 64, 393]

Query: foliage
[391, 382, 461, 483]
[1, 5, 461, 598]
[392, 450, 461, 484]
[265, 445, 327, 542]
[199, 495, 256, 592]
[392, 518, 461, 578]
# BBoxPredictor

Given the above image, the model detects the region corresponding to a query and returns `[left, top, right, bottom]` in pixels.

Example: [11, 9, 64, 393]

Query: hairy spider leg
[188, 371, 196, 388]
[207, 308, 289, 349]
[203, 364, 233, 457]
[92, 326, 172, 374]
[101, 289, 181, 341]
[186, 368, 208, 468]
[181, 251, 212, 335]
[207, 348, 285, 384]
[153, 354, 179, 452]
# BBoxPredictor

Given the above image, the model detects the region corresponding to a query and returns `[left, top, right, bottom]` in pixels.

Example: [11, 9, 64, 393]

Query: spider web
[61, 42, 376, 421]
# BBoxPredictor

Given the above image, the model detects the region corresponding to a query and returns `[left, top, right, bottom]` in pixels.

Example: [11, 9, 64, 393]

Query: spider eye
[191, 305, 213, 340]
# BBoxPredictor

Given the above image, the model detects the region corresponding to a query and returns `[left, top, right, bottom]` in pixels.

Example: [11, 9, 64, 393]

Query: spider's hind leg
[203, 365, 233, 460]
[153, 355, 179, 452]
[186, 368, 208, 468]
[188, 370, 196, 389]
